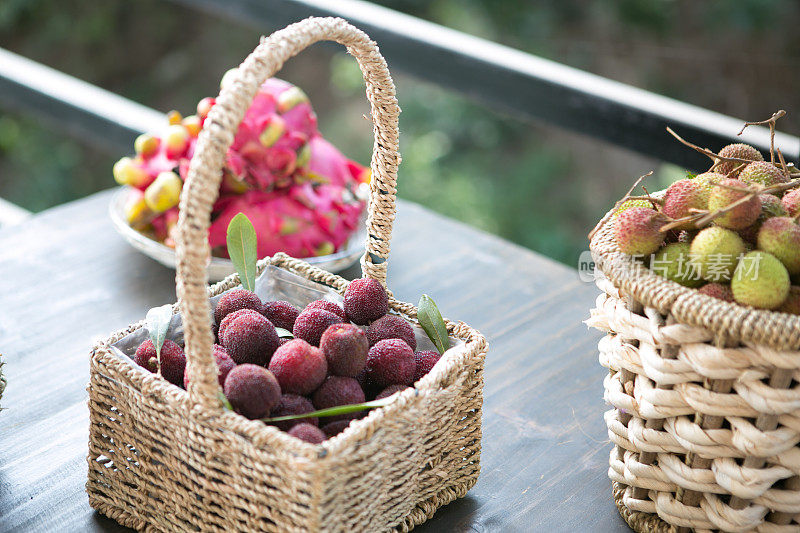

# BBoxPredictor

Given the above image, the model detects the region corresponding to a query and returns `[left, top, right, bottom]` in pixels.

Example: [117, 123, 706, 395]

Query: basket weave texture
[588, 213, 800, 532]
[86, 17, 487, 532]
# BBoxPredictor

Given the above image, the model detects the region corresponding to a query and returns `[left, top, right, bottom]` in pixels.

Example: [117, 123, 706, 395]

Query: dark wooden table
[0, 189, 628, 532]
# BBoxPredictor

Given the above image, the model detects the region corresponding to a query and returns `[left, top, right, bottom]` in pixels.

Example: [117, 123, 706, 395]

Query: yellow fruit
[689, 226, 746, 282]
[112, 157, 149, 187]
[134, 134, 160, 158]
[650, 243, 702, 287]
[183, 115, 202, 137]
[164, 124, 190, 157]
[144, 171, 183, 213]
[167, 110, 182, 125]
[731, 251, 790, 309]
[259, 116, 286, 147]
[124, 189, 152, 228]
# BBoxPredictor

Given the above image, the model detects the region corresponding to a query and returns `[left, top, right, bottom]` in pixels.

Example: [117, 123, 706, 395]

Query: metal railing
[0, 0, 798, 210]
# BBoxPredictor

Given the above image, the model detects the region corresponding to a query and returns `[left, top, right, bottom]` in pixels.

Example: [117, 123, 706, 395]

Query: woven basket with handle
[86, 17, 487, 532]
[588, 209, 800, 532]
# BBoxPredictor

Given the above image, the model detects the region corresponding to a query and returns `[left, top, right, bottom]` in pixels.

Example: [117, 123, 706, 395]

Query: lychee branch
[737, 110, 786, 164]
[588, 172, 654, 239]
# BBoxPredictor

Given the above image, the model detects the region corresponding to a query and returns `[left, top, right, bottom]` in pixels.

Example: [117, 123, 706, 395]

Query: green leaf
[218, 391, 234, 411]
[261, 396, 396, 423]
[145, 304, 173, 374]
[227, 213, 258, 292]
[275, 327, 294, 338]
[686, 171, 697, 179]
[418, 294, 450, 355]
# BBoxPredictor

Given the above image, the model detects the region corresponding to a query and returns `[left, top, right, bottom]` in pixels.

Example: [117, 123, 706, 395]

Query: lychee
[731, 251, 790, 309]
[304, 299, 347, 321]
[134, 339, 186, 386]
[694, 171, 725, 186]
[268, 394, 318, 431]
[716, 143, 763, 175]
[707, 178, 761, 229]
[757, 217, 800, 275]
[183, 344, 236, 389]
[663, 179, 711, 229]
[739, 161, 789, 187]
[782, 189, 800, 217]
[413, 350, 441, 381]
[697, 283, 734, 302]
[689, 227, 746, 282]
[613, 207, 665, 256]
[261, 300, 300, 331]
[268, 339, 327, 395]
[739, 194, 786, 243]
[214, 289, 263, 326]
[312, 376, 365, 422]
[292, 308, 343, 346]
[288, 422, 326, 444]
[319, 323, 369, 377]
[650, 243, 702, 288]
[344, 278, 389, 325]
[778, 286, 800, 315]
[366, 339, 416, 388]
[375, 384, 411, 400]
[221, 311, 280, 366]
[223, 364, 281, 420]
[613, 198, 653, 217]
[321, 420, 351, 438]
[366, 315, 417, 350]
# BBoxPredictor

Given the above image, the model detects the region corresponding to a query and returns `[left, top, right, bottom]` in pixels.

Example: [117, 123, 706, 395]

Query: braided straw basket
[87, 17, 487, 532]
[588, 208, 800, 532]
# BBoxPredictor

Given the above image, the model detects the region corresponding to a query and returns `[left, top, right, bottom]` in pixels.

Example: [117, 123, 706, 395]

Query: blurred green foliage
[0, 0, 797, 267]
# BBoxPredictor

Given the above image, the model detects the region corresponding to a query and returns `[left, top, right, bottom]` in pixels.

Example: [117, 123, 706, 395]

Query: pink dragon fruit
[207, 182, 364, 259]
[115, 76, 368, 259]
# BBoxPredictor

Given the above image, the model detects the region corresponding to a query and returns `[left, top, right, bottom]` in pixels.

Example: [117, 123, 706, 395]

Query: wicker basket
[87, 17, 487, 532]
[588, 211, 800, 532]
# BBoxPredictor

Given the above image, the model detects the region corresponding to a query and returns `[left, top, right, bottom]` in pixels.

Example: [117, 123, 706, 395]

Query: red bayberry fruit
[413, 350, 441, 381]
[288, 422, 326, 444]
[319, 323, 369, 377]
[223, 364, 281, 420]
[292, 308, 342, 346]
[134, 339, 186, 386]
[321, 419, 351, 438]
[268, 394, 318, 431]
[375, 384, 411, 400]
[304, 299, 347, 320]
[312, 376, 365, 422]
[365, 339, 416, 388]
[214, 289, 263, 326]
[268, 339, 327, 395]
[261, 300, 300, 331]
[183, 344, 236, 389]
[221, 311, 280, 366]
[366, 315, 417, 350]
[344, 278, 389, 325]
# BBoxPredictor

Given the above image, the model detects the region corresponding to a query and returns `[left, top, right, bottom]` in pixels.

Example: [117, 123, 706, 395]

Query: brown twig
[588, 172, 653, 240]
[737, 110, 785, 164]
[666, 127, 756, 166]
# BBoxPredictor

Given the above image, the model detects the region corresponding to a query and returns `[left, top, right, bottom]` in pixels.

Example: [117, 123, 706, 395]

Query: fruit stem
[737, 109, 785, 165]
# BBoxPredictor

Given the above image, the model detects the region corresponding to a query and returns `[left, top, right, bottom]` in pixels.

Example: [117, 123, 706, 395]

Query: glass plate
[108, 186, 368, 281]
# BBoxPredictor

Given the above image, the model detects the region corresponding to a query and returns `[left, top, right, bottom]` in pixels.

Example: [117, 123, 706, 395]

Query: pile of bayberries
[133, 278, 441, 443]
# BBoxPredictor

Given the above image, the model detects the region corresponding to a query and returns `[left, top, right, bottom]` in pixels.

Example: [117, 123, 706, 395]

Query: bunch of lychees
[596, 111, 800, 312]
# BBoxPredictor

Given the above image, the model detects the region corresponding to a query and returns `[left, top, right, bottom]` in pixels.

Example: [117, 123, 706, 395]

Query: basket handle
[175, 17, 400, 409]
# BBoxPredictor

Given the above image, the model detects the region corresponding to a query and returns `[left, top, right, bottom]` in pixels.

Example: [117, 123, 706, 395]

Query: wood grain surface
[0, 189, 627, 532]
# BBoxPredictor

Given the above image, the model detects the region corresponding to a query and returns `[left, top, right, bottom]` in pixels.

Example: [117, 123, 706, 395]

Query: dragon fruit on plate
[112, 73, 368, 260]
